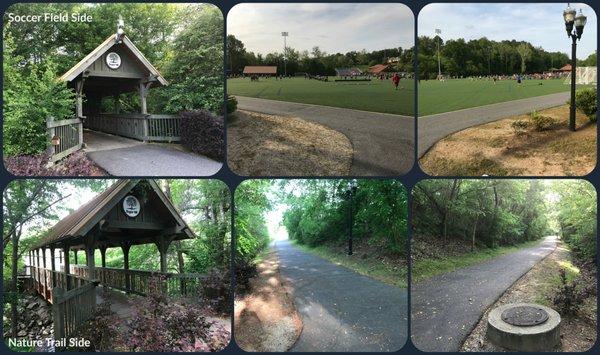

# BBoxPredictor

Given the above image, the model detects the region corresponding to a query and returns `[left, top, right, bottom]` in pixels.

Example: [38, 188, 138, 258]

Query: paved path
[275, 239, 407, 352]
[411, 236, 558, 352]
[418, 92, 569, 157]
[236, 96, 414, 176]
[84, 130, 222, 176]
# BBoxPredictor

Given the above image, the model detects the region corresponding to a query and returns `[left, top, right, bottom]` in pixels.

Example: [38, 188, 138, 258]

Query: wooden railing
[70, 265, 205, 297]
[85, 113, 180, 142]
[28, 265, 97, 341]
[52, 282, 97, 341]
[46, 117, 83, 163]
[147, 115, 181, 142]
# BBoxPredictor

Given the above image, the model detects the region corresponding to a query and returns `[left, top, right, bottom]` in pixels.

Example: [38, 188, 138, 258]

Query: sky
[227, 3, 414, 55]
[419, 3, 597, 59]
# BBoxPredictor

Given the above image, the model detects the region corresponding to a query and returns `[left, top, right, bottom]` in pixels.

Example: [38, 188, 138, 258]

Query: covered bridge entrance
[48, 21, 180, 163]
[24, 179, 204, 340]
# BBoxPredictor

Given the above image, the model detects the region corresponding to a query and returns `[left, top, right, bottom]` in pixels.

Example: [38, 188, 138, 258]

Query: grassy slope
[291, 240, 407, 288]
[227, 77, 414, 116]
[412, 240, 540, 284]
[418, 78, 578, 116]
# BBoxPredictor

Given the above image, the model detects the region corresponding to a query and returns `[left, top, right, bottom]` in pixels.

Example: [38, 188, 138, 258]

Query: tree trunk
[10, 226, 22, 337]
[471, 215, 478, 252]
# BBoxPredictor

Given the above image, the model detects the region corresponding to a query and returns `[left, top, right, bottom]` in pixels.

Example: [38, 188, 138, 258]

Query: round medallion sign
[106, 52, 122, 69]
[123, 195, 140, 217]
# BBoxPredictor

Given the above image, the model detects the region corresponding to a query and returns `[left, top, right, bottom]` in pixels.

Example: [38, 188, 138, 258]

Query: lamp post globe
[563, 5, 576, 35]
[575, 10, 587, 38]
[564, 5, 586, 132]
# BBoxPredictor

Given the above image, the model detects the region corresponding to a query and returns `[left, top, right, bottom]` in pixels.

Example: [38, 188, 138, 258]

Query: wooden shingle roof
[30, 179, 193, 250]
[59, 35, 168, 86]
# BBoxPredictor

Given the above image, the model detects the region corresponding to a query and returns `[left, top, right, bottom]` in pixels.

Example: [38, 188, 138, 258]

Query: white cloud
[228, 3, 414, 54]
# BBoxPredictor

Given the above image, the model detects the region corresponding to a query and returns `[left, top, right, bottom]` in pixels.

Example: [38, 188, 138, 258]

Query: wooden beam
[63, 245, 71, 290]
[121, 242, 131, 293]
[102, 220, 167, 231]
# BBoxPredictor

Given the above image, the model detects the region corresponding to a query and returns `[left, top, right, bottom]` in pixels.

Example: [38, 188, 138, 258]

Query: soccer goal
[564, 66, 597, 85]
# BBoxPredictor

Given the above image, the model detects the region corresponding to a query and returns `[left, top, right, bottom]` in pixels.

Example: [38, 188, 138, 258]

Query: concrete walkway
[275, 239, 407, 352]
[84, 130, 222, 176]
[418, 92, 569, 157]
[411, 236, 558, 352]
[236, 96, 414, 176]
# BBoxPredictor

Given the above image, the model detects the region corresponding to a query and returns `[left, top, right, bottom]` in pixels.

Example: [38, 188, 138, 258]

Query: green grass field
[227, 77, 414, 116]
[418, 78, 573, 116]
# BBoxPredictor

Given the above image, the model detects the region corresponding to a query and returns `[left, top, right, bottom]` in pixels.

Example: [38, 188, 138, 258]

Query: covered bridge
[26, 179, 204, 340]
[48, 20, 181, 163]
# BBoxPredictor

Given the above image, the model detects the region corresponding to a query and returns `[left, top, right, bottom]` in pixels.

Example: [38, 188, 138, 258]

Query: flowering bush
[127, 276, 230, 352]
[4, 152, 105, 176]
[180, 109, 225, 162]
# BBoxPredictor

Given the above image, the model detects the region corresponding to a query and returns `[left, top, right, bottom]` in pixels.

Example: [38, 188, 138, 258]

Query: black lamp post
[346, 180, 358, 256]
[563, 4, 587, 132]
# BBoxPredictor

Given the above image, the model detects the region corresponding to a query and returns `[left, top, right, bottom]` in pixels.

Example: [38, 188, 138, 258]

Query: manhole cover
[501, 305, 549, 326]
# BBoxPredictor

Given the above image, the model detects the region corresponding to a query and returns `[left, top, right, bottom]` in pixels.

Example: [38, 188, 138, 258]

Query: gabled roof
[30, 179, 193, 250]
[243, 66, 277, 75]
[369, 64, 390, 74]
[59, 35, 168, 86]
[558, 64, 572, 72]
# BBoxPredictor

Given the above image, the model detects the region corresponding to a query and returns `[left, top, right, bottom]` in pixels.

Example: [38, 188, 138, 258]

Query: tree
[516, 43, 533, 73]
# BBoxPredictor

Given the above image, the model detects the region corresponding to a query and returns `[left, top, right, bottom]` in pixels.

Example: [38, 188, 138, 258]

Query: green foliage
[419, 35, 569, 79]
[227, 35, 413, 76]
[529, 110, 557, 131]
[156, 5, 224, 114]
[3, 31, 75, 156]
[575, 88, 597, 122]
[226, 95, 238, 114]
[234, 180, 272, 264]
[283, 180, 408, 255]
[413, 180, 549, 249]
[510, 119, 530, 134]
[552, 181, 596, 262]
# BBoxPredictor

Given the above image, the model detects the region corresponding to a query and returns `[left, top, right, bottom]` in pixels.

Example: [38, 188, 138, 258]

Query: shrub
[510, 119, 530, 134]
[127, 277, 230, 352]
[76, 297, 123, 351]
[199, 268, 230, 313]
[551, 268, 595, 316]
[180, 110, 224, 162]
[226, 95, 238, 114]
[234, 255, 257, 294]
[575, 88, 597, 122]
[3, 152, 105, 176]
[529, 111, 557, 131]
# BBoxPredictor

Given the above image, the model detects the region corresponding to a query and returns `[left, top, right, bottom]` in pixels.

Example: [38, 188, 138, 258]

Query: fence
[85, 113, 180, 142]
[46, 117, 83, 163]
[70, 265, 205, 297]
[51, 281, 97, 341]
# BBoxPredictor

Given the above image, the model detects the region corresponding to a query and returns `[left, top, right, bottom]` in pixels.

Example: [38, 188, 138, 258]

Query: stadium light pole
[435, 29, 442, 78]
[563, 5, 587, 132]
[282, 32, 289, 77]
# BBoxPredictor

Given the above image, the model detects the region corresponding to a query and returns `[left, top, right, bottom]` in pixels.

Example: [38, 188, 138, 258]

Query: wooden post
[73, 250, 78, 265]
[76, 79, 85, 118]
[155, 236, 172, 273]
[27, 250, 32, 276]
[50, 247, 57, 288]
[99, 245, 107, 285]
[139, 81, 148, 115]
[85, 243, 96, 280]
[63, 245, 71, 290]
[122, 242, 131, 293]
[52, 287, 65, 341]
[114, 94, 120, 114]
[46, 117, 55, 161]
[41, 247, 47, 297]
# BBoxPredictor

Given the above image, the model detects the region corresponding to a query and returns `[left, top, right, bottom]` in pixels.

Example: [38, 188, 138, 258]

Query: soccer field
[227, 77, 414, 116]
[419, 78, 575, 116]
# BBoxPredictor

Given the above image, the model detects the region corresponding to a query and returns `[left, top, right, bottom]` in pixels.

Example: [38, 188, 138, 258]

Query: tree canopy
[227, 35, 414, 76]
[418, 36, 571, 79]
[413, 179, 596, 264]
